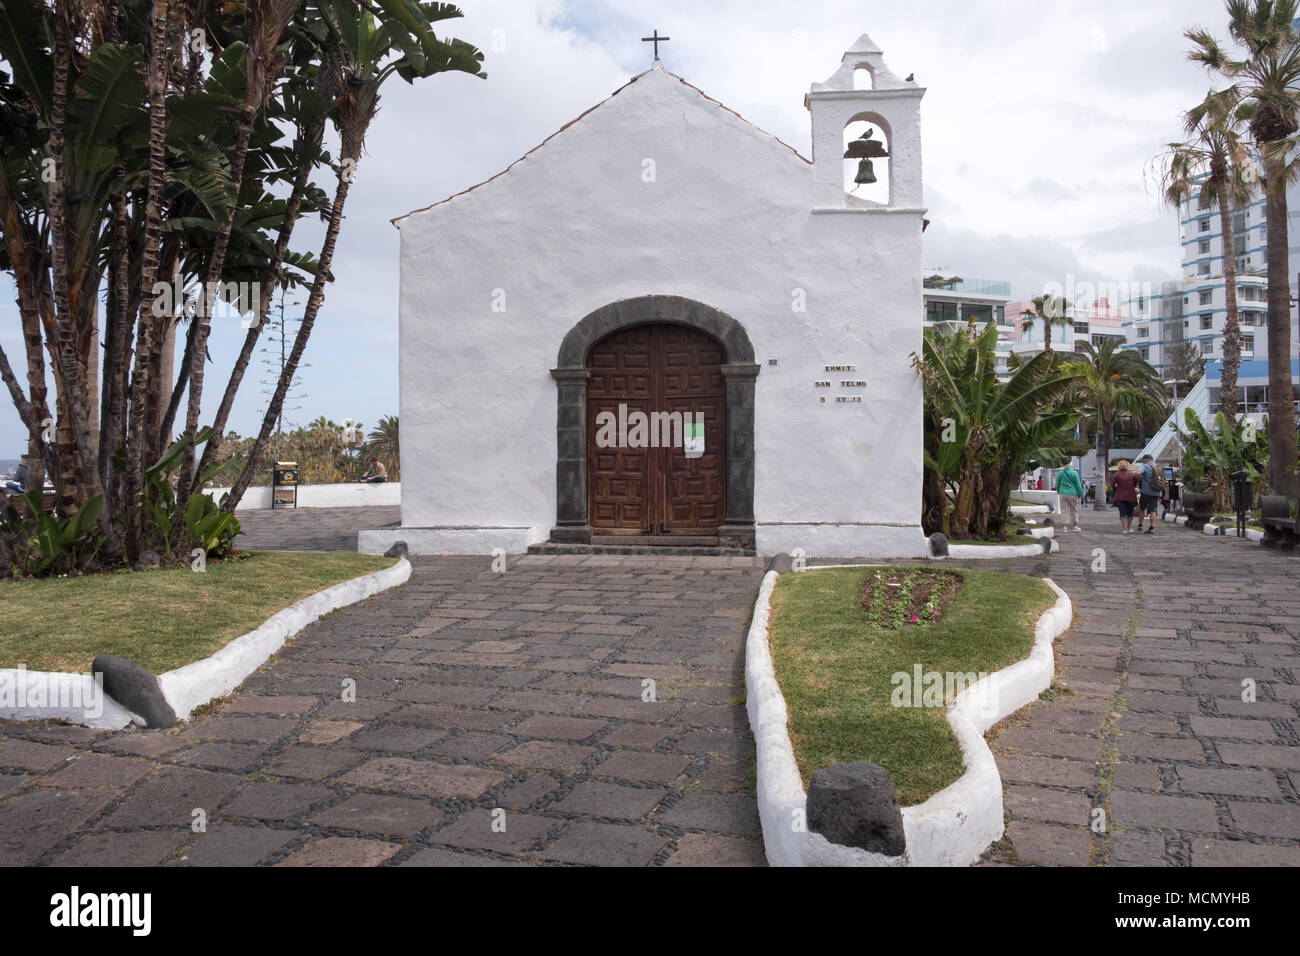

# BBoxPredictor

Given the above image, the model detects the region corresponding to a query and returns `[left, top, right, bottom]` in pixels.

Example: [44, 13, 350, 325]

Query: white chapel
[362, 35, 929, 558]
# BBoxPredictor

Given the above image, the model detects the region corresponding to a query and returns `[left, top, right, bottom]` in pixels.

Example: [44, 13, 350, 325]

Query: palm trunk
[174, 107, 256, 509]
[0, 181, 52, 494]
[100, 184, 134, 515]
[1217, 184, 1241, 426]
[124, 0, 172, 560]
[176, 0, 299, 516]
[1263, 151, 1299, 499]
[1093, 412, 1110, 510]
[46, 17, 100, 513]
[224, 170, 354, 511]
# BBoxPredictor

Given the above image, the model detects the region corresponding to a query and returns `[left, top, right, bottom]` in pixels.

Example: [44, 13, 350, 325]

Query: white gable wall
[389, 62, 925, 556]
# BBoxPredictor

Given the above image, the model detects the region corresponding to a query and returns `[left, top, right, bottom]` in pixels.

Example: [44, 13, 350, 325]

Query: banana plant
[1178, 407, 1269, 509]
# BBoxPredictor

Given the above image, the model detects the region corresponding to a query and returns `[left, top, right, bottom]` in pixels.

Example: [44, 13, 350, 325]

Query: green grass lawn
[768, 566, 1056, 807]
[0, 551, 399, 674]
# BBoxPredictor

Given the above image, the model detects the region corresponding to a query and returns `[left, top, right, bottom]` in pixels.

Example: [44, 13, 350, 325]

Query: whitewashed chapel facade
[361, 35, 928, 557]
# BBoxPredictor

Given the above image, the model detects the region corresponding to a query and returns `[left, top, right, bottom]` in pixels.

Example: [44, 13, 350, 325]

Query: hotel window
[1137, 326, 1149, 338]
[1073, 322, 1089, 334]
[1199, 239, 1211, 254]
[1140, 347, 1150, 360]
[1201, 340, 1215, 356]
[1198, 261, 1211, 275]
[926, 300, 957, 323]
[1200, 314, 1213, 330]
[1199, 290, 1212, 305]
[1243, 335, 1254, 353]
[1199, 219, 1211, 232]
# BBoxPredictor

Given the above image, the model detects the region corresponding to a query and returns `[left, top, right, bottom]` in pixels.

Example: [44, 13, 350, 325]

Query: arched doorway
[550, 295, 758, 549]
[587, 323, 726, 536]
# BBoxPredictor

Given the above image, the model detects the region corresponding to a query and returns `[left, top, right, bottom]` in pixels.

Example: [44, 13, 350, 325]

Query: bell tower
[806, 34, 924, 209]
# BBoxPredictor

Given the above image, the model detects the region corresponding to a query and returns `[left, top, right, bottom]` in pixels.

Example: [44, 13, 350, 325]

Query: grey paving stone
[179, 825, 296, 866]
[539, 821, 667, 867]
[308, 793, 444, 838]
[552, 781, 668, 820]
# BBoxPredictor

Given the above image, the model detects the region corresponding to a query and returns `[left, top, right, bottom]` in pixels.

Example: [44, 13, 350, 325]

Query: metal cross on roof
[642, 29, 670, 61]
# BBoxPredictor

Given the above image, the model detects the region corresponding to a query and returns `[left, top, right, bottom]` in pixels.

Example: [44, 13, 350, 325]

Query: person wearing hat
[1137, 453, 1160, 534]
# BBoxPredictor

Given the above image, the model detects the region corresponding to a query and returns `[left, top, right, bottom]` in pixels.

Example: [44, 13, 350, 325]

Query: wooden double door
[587, 324, 726, 535]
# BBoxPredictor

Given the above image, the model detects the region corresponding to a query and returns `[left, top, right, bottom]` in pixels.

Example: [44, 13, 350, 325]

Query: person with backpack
[1137, 453, 1164, 534]
[1055, 459, 1084, 532]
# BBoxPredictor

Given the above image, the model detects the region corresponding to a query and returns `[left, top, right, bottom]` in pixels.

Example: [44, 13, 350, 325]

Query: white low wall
[747, 564, 1072, 866]
[358, 526, 542, 555]
[207, 482, 401, 510]
[1014, 490, 1060, 511]
[0, 558, 411, 729]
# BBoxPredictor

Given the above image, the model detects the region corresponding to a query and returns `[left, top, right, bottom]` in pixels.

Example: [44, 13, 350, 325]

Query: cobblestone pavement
[0, 555, 767, 867]
[970, 507, 1300, 867]
[233, 505, 400, 552]
[4, 504, 1297, 867]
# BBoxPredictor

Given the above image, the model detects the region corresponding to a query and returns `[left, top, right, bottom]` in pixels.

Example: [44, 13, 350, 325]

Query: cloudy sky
[0, 0, 1247, 455]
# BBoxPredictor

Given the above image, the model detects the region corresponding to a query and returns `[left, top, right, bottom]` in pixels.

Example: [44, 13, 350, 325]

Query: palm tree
[1063, 340, 1167, 510]
[224, 0, 485, 510]
[1187, 0, 1300, 497]
[366, 414, 399, 477]
[124, 0, 175, 560]
[1020, 294, 1071, 355]
[173, 0, 302, 521]
[1159, 86, 1254, 426]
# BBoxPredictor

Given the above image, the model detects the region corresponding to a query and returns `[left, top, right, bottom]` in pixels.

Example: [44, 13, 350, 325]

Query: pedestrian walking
[1136, 453, 1162, 534]
[1055, 459, 1084, 532]
[1111, 460, 1140, 534]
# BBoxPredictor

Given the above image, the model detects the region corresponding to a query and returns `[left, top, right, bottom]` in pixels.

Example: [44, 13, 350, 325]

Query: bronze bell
[854, 159, 877, 185]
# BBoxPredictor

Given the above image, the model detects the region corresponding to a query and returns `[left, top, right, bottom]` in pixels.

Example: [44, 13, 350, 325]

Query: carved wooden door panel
[587, 324, 726, 534]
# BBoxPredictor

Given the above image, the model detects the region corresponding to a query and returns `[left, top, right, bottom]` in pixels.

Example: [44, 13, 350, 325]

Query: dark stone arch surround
[550, 295, 758, 548]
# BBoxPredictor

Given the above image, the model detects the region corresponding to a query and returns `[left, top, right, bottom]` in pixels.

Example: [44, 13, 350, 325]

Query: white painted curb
[1010, 504, 1050, 515]
[159, 557, 412, 720]
[0, 670, 139, 729]
[0, 558, 411, 729]
[1163, 511, 1263, 541]
[746, 566, 1072, 867]
[944, 538, 1058, 559]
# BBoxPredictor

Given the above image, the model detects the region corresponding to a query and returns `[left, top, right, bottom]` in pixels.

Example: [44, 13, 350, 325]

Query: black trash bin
[1230, 470, 1252, 537]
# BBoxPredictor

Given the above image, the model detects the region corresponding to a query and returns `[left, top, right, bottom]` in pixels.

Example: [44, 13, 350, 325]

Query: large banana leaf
[67, 42, 148, 174]
[0, 0, 53, 115]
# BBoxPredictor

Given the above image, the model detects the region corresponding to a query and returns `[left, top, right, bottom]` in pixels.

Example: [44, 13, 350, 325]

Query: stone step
[590, 534, 719, 547]
[527, 541, 756, 556]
